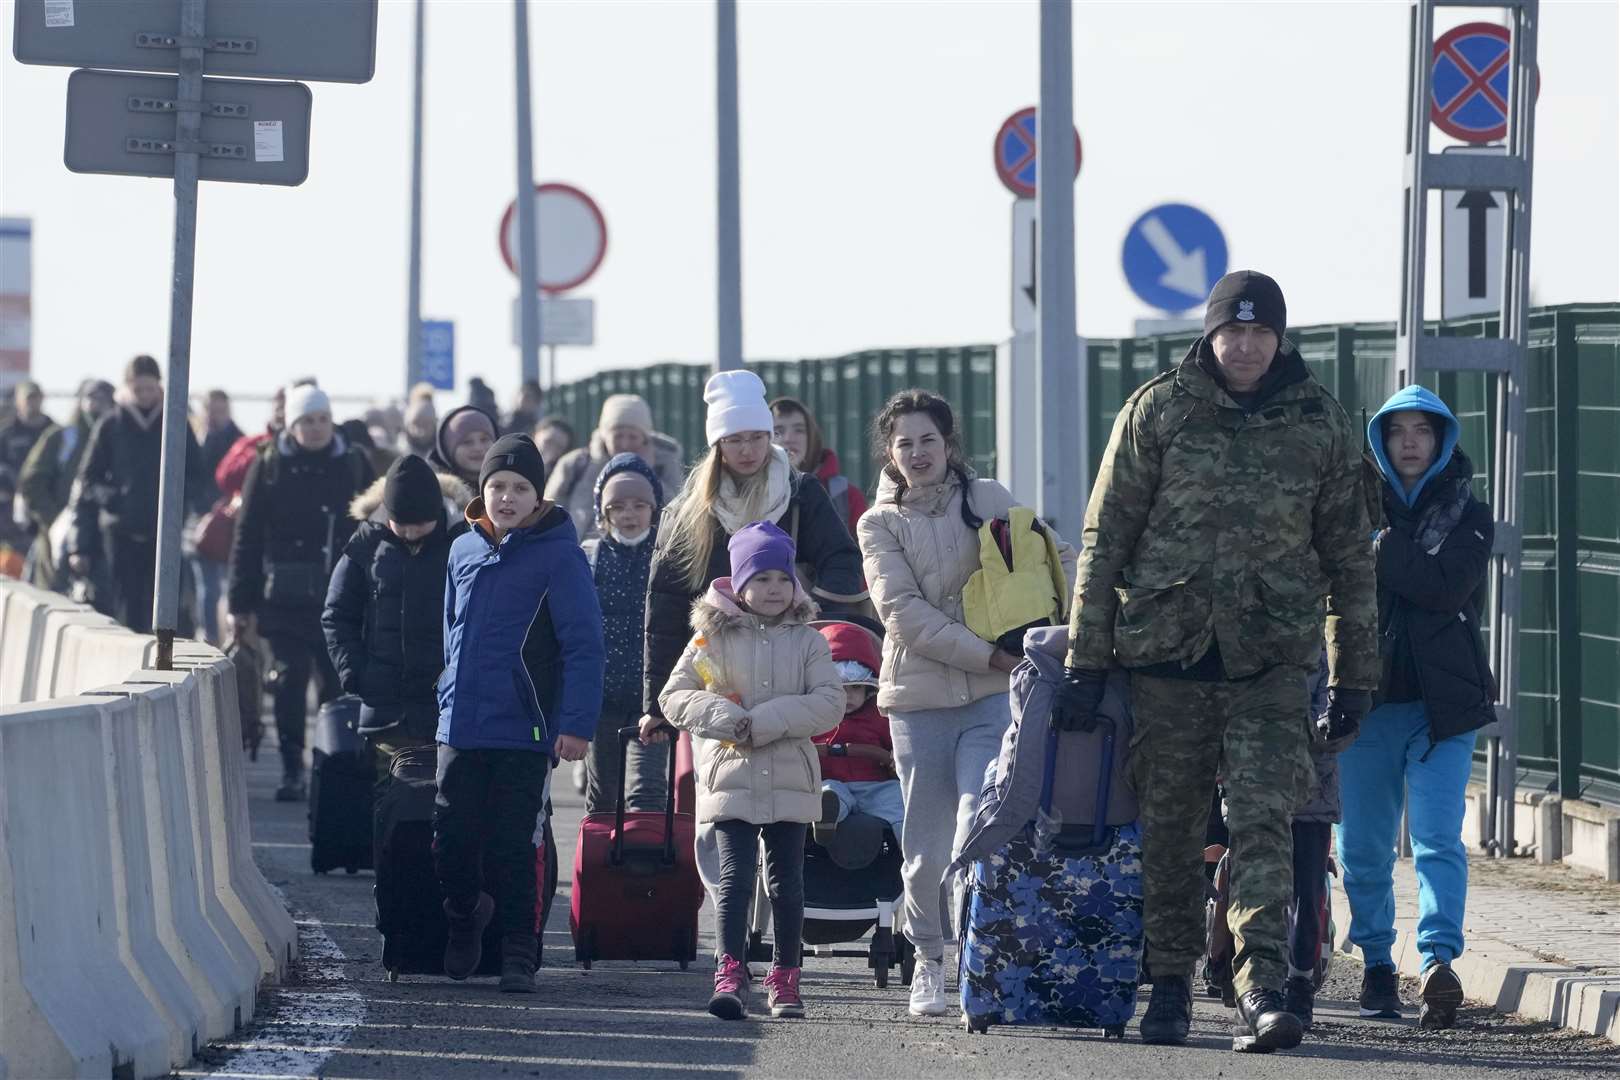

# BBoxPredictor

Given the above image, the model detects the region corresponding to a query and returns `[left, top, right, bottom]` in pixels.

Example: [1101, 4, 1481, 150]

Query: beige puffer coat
[659, 580, 843, 825]
[545, 431, 686, 540]
[858, 471, 1077, 714]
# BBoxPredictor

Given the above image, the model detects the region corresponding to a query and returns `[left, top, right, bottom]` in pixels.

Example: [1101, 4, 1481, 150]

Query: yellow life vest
[962, 506, 1069, 646]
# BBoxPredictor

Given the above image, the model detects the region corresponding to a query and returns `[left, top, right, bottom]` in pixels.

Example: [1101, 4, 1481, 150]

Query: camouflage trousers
[1130, 664, 1315, 995]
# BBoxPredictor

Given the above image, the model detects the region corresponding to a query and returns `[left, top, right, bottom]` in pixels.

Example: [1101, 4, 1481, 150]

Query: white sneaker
[909, 958, 948, 1017]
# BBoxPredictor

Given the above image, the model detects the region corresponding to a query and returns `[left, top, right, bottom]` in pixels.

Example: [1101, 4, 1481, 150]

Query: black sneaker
[499, 932, 539, 994]
[1419, 962, 1463, 1029]
[811, 789, 841, 847]
[1138, 974, 1192, 1045]
[1282, 975, 1316, 1031]
[1234, 988, 1304, 1053]
[1359, 963, 1404, 1020]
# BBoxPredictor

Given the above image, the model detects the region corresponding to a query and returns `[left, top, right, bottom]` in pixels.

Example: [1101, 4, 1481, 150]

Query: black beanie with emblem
[478, 433, 547, 496]
[383, 453, 442, 525]
[1203, 269, 1287, 339]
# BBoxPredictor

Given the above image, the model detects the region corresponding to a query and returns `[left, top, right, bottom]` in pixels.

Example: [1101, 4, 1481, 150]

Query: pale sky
[2, 0, 1616, 425]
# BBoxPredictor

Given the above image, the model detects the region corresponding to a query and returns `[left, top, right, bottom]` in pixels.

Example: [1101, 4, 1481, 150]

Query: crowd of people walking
[0, 268, 1497, 1045]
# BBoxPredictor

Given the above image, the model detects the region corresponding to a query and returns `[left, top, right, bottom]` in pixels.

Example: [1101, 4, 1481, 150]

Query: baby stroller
[744, 615, 914, 988]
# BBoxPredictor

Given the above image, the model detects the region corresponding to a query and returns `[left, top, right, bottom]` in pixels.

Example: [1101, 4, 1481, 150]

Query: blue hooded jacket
[586, 453, 665, 710]
[437, 499, 605, 752]
[1367, 385, 1460, 506]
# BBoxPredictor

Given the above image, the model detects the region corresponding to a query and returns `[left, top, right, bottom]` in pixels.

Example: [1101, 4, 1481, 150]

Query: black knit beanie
[383, 454, 442, 524]
[478, 433, 547, 496]
[1203, 270, 1287, 339]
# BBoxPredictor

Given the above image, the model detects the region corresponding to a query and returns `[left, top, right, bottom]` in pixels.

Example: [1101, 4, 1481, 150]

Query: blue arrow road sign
[420, 319, 455, 391]
[1121, 204, 1228, 314]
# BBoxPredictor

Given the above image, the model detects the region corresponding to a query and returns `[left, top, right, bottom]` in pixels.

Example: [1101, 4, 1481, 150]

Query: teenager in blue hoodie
[580, 452, 667, 815]
[435, 434, 605, 992]
[1336, 386, 1496, 1031]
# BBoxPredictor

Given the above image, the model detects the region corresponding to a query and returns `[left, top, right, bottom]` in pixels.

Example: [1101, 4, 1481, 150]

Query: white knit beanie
[703, 370, 773, 446]
[597, 394, 654, 443]
[285, 383, 331, 428]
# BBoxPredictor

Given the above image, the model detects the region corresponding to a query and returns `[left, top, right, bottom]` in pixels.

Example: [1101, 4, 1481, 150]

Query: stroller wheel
[899, 939, 916, 986]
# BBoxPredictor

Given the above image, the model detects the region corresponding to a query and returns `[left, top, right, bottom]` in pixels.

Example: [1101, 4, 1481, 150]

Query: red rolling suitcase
[570, 725, 703, 969]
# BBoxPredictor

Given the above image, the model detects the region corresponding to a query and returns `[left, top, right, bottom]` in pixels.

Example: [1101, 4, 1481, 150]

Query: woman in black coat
[639, 370, 867, 727]
[322, 454, 469, 779]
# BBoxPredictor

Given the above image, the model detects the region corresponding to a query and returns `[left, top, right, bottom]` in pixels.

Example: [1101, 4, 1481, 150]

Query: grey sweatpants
[584, 703, 669, 816]
[889, 692, 1012, 961]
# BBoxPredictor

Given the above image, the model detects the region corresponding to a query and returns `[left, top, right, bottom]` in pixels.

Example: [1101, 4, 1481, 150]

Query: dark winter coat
[227, 432, 375, 635]
[642, 467, 867, 719]
[1368, 388, 1498, 747]
[68, 403, 206, 555]
[321, 474, 470, 739]
[437, 500, 604, 753]
[581, 453, 665, 712]
[197, 419, 244, 505]
[0, 413, 52, 477]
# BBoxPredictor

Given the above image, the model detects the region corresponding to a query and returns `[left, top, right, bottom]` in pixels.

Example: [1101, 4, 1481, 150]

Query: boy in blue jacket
[435, 434, 604, 992]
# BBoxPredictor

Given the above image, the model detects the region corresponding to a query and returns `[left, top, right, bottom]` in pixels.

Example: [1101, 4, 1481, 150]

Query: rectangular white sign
[1011, 198, 1035, 336]
[1440, 146, 1506, 320]
[511, 296, 596, 348]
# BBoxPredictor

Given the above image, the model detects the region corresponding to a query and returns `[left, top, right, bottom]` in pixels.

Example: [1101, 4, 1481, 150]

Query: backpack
[949, 625, 1135, 880]
[961, 507, 1068, 656]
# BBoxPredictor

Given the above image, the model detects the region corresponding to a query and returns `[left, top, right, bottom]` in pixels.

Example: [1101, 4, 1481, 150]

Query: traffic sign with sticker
[1431, 22, 1538, 143]
[992, 107, 1081, 199]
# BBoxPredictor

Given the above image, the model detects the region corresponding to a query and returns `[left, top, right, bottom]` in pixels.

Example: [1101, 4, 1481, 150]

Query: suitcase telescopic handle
[1040, 711, 1116, 857]
[614, 724, 678, 867]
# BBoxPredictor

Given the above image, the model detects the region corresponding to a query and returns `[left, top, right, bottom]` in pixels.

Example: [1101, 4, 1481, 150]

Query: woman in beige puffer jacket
[856, 390, 1075, 1016]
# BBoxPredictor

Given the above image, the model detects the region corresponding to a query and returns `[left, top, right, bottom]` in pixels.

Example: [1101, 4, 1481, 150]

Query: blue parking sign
[420, 319, 454, 391]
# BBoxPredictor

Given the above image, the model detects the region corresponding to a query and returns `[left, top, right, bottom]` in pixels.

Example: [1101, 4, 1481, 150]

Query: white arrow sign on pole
[1137, 214, 1210, 299]
[1440, 146, 1506, 320]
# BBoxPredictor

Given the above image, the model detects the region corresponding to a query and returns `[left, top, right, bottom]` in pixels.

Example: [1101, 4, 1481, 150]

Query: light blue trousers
[1334, 700, 1477, 970]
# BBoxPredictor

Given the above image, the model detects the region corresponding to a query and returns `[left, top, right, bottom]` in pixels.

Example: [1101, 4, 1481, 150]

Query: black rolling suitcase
[374, 745, 558, 980]
[309, 695, 374, 874]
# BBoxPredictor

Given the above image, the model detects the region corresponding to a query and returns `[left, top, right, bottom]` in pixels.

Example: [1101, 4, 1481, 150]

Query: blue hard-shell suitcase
[958, 715, 1144, 1036]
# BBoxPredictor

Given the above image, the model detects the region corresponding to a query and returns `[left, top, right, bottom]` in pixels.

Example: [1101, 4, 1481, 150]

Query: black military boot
[1233, 987, 1304, 1053]
[499, 932, 539, 993]
[442, 892, 494, 981]
[1282, 975, 1316, 1031]
[1138, 974, 1192, 1045]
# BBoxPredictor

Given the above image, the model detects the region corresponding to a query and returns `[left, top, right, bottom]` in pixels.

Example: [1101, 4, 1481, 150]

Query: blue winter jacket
[437, 499, 605, 752]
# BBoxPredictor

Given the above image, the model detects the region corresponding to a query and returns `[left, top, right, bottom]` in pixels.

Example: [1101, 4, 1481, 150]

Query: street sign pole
[405, 0, 425, 392]
[1036, 0, 1084, 537]
[513, 0, 542, 386]
[715, 0, 742, 372]
[151, 0, 206, 668]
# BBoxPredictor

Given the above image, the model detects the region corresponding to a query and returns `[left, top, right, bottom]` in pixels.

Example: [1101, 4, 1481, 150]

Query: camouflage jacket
[1066, 341, 1378, 689]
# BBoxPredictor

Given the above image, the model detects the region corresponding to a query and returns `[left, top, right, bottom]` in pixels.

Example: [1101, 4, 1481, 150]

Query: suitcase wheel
[1103, 1024, 1126, 1039]
[345, 865, 360, 875]
[578, 929, 594, 970]
[387, 968, 400, 983]
[963, 1014, 989, 1035]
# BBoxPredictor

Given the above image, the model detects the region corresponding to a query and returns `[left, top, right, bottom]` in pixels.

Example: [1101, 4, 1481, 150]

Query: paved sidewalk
[1330, 852, 1620, 1043]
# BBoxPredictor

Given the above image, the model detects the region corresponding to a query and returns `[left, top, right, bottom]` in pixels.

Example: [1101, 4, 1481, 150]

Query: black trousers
[714, 819, 806, 968]
[433, 744, 548, 939]
[1290, 820, 1333, 974]
[106, 533, 156, 634]
[264, 619, 340, 777]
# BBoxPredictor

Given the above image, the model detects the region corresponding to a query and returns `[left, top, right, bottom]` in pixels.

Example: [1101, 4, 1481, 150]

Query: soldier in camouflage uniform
[1052, 270, 1378, 1053]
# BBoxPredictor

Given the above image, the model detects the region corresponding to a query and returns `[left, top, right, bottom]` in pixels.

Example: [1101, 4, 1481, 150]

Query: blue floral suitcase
[958, 716, 1144, 1036]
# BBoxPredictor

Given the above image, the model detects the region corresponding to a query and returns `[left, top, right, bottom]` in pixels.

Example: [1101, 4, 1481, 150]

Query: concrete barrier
[0, 579, 299, 1077]
[0, 696, 175, 1079]
[0, 581, 82, 705]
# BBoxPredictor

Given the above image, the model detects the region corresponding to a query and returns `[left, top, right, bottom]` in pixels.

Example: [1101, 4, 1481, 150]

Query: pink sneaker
[763, 966, 804, 1018]
[708, 954, 751, 1020]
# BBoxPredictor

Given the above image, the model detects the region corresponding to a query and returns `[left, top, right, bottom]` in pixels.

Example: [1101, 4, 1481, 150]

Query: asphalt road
[178, 742, 1620, 1080]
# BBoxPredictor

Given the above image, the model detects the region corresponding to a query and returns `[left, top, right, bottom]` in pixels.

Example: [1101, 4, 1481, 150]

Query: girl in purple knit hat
[651, 521, 843, 1020]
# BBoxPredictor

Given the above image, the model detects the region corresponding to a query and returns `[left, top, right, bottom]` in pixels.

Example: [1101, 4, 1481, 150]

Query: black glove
[1052, 666, 1109, 731]
[1316, 687, 1371, 751]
